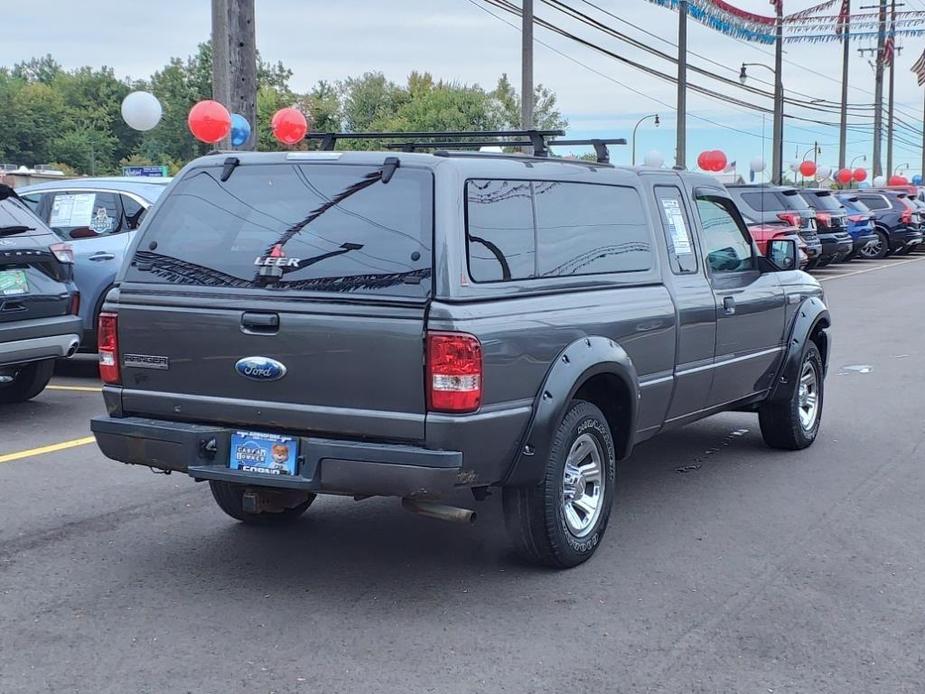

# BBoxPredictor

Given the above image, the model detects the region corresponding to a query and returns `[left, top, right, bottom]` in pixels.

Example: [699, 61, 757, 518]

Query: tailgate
[116, 296, 427, 440]
[0, 235, 72, 324]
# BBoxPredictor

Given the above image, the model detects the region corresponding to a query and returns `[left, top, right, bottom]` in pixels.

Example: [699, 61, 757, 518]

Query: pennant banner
[784, 27, 925, 43]
[645, 0, 776, 43]
[783, 0, 838, 21]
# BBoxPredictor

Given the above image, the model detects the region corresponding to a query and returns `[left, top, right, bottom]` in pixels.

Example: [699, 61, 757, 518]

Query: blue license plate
[229, 431, 298, 476]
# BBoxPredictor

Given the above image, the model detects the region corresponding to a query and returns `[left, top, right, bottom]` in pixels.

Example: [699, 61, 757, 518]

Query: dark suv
[725, 185, 826, 267]
[854, 189, 924, 258]
[90, 137, 831, 568]
[798, 189, 854, 263]
[0, 185, 82, 402]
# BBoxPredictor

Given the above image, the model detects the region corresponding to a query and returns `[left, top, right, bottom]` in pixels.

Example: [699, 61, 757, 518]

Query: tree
[489, 73, 567, 131]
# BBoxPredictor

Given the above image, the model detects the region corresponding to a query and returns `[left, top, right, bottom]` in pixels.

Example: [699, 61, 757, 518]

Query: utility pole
[521, 0, 534, 134]
[921, 85, 925, 177]
[772, 4, 784, 184]
[676, 0, 688, 169]
[872, 0, 887, 178]
[838, 0, 851, 170]
[211, 0, 257, 150]
[886, 0, 899, 178]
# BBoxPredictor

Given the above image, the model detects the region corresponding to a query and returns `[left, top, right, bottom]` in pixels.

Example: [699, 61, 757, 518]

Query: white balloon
[789, 161, 800, 172]
[121, 91, 162, 131]
[815, 165, 831, 180]
[643, 150, 664, 168]
[873, 175, 887, 187]
[750, 156, 766, 173]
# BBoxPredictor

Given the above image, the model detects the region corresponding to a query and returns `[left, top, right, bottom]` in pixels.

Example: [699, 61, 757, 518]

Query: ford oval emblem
[234, 356, 287, 382]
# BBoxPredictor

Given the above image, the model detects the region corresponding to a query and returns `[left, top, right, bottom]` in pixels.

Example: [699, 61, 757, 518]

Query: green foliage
[0, 46, 567, 173]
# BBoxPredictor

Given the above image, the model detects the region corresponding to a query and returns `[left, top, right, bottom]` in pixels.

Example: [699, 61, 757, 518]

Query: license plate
[0, 269, 28, 296]
[229, 431, 299, 476]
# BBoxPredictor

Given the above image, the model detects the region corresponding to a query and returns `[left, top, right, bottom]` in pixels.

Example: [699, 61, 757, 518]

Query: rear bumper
[889, 228, 924, 249]
[0, 315, 82, 366]
[818, 233, 853, 261]
[90, 415, 463, 498]
[852, 233, 877, 251]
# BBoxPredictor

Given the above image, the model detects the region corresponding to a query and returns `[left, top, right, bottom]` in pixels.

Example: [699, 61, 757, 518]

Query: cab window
[695, 194, 755, 274]
[47, 191, 125, 239]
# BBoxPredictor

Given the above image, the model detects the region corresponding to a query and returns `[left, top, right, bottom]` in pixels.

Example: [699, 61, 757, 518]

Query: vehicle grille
[800, 230, 820, 243]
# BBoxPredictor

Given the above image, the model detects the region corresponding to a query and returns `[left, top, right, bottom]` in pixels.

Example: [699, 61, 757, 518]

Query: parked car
[834, 193, 880, 259]
[90, 143, 830, 569]
[853, 189, 924, 258]
[746, 223, 809, 268]
[798, 189, 854, 264]
[726, 184, 827, 267]
[0, 184, 81, 403]
[17, 177, 170, 349]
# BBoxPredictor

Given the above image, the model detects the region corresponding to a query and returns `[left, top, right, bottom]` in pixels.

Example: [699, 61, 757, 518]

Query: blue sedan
[17, 177, 170, 349]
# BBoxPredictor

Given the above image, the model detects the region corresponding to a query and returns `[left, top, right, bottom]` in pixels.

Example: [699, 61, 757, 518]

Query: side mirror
[767, 238, 798, 271]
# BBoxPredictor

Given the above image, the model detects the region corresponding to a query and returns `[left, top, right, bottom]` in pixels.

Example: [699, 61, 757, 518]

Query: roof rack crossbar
[385, 140, 535, 152]
[547, 138, 627, 164]
[307, 129, 564, 152]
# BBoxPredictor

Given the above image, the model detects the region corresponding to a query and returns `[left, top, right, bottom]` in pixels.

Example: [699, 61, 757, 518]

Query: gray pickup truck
[90, 141, 830, 568]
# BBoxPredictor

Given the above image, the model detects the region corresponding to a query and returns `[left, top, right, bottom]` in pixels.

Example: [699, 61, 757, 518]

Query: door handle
[89, 252, 116, 262]
[722, 296, 736, 315]
[241, 311, 279, 334]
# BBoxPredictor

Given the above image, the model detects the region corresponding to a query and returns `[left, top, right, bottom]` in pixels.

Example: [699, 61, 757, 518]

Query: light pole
[800, 143, 821, 186]
[741, 61, 784, 185]
[894, 163, 909, 176]
[631, 114, 660, 166]
[850, 154, 867, 168]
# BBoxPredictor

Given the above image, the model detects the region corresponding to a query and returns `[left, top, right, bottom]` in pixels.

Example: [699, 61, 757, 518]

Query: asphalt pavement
[2, 256, 925, 693]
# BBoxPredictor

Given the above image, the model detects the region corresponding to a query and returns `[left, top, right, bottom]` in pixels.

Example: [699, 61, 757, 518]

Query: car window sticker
[49, 193, 96, 228]
[661, 197, 692, 255]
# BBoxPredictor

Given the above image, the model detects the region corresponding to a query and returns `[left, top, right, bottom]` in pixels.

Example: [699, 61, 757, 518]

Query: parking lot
[1, 254, 924, 693]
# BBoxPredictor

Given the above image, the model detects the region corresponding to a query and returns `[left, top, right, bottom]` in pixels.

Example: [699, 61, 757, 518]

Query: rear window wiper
[0, 225, 35, 236]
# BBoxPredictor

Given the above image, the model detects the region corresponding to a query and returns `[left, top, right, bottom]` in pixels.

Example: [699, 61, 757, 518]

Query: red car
[748, 223, 810, 268]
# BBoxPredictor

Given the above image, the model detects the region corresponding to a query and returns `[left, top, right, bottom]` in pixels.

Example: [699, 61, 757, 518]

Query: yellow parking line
[46, 385, 102, 393]
[818, 255, 925, 282]
[0, 436, 96, 465]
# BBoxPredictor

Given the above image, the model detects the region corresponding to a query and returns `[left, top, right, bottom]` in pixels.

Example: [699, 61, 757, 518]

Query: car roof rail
[307, 129, 564, 157]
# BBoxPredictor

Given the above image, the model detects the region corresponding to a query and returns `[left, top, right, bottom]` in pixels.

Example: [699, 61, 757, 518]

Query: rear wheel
[758, 343, 823, 450]
[0, 359, 55, 404]
[209, 480, 315, 525]
[503, 400, 616, 568]
[860, 230, 889, 259]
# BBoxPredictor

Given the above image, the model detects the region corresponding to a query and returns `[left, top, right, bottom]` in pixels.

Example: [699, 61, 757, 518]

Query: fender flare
[502, 336, 639, 487]
[768, 296, 830, 403]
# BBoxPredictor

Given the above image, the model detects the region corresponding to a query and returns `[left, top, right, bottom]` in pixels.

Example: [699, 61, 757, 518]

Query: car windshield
[126, 163, 434, 298]
[0, 196, 44, 234]
[840, 197, 871, 214]
[780, 189, 813, 212]
[800, 192, 844, 212]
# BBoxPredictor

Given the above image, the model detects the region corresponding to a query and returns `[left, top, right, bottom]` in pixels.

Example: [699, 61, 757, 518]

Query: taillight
[777, 212, 801, 227]
[426, 331, 482, 413]
[98, 312, 120, 384]
[901, 208, 912, 224]
[49, 242, 74, 264]
[69, 292, 80, 316]
[815, 212, 831, 227]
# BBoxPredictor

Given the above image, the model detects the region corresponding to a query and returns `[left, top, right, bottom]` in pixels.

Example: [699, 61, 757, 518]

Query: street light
[894, 163, 910, 175]
[850, 154, 866, 168]
[741, 62, 784, 185]
[631, 113, 660, 166]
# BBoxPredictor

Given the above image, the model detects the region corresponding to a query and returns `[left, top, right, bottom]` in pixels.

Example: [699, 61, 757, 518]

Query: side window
[858, 195, 888, 210]
[654, 186, 697, 274]
[739, 191, 776, 213]
[466, 180, 535, 282]
[533, 182, 651, 277]
[466, 179, 653, 283]
[121, 195, 147, 230]
[695, 194, 755, 274]
[48, 191, 125, 240]
[18, 193, 43, 214]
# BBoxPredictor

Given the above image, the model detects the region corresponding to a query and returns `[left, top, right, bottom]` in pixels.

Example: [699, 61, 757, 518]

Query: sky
[2, 0, 925, 178]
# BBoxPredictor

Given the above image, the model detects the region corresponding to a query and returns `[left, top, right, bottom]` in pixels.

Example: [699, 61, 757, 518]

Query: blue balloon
[913, 175, 923, 186]
[230, 113, 251, 147]
[858, 181, 871, 188]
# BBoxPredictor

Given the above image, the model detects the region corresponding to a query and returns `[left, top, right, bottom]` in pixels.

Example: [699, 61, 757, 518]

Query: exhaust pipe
[401, 498, 477, 524]
[65, 339, 79, 358]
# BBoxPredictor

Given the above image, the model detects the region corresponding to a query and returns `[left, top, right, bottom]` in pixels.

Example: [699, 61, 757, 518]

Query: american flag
[835, 0, 850, 36]
[911, 50, 925, 86]
[882, 34, 895, 67]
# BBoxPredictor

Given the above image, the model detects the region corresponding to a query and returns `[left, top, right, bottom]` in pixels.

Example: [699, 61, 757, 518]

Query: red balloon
[799, 160, 817, 178]
[187, 100, 231, 144]
[710, 150, 728, 172]
[272, 108, 308, 145]
[836, 168, 853, 184]
[889, 175, 908, 186]
[697, 151, 710, 170]
[853, 167, 867, 183]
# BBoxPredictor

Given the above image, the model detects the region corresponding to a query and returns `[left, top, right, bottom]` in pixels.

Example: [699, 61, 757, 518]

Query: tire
[860, 230, 889, 259]
[758, 342, 824, 450]
[0, 359, 55, 404]
[804, 258, 819, 270]
[209, 480, 315, 525]
[502, 400, 616, 568]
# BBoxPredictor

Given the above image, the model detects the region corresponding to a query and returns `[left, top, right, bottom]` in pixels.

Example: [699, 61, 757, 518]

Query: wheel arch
[502, 336, 639, 487]
[768, 296, 831, 402]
